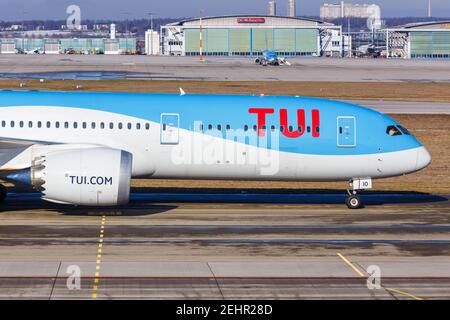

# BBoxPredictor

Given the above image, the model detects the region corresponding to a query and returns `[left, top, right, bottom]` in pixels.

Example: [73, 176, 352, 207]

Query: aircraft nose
[416, 146, 432, 171]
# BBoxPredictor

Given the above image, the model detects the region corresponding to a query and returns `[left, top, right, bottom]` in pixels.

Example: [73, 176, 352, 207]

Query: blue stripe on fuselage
[0, 90, 422, 155]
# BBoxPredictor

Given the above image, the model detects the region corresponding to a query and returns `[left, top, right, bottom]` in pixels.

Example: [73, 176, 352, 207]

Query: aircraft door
[160, 113, 180, 145]
[337, 117, 356, 147]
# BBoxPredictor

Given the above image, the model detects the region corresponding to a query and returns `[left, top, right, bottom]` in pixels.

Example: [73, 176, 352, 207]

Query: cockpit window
[396, 125, 411, 135]
[386, 125, 402, 136]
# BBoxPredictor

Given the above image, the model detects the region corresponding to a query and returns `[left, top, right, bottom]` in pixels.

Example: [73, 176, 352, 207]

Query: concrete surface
[0, 193, 449, 299]
[0, 55, 450, 82]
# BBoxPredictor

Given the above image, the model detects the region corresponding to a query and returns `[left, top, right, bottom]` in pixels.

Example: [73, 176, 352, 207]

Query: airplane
[0, 90, 431, 209]
[356, 44, 384, 58]
[254, 50, 291, 66]
[25, 48, 45, 55]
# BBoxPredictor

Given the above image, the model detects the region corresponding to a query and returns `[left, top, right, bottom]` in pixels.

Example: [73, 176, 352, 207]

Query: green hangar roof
[399, 21, 450, 30]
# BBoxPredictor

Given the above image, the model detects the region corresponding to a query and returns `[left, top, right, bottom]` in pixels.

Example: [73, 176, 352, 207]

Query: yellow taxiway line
[337, 252, 423, 301]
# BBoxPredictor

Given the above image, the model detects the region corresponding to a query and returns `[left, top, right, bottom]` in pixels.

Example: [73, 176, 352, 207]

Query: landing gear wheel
[346, 195, 363, 209]
[0, 185, 7, 204]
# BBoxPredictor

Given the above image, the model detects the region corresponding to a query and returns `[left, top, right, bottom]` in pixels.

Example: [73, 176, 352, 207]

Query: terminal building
[161, 15, 343, 57]
[386, 21, 450, 59]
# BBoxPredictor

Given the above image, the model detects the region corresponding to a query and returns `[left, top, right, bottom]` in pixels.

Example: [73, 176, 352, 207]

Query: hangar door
[411, 31, 450, 57]
[296, 29, 318, 55]
[207, 29, 229, 54]
[184, 28, 206, 54]
[252, 29, 274, 52]
[229, 29, 251, 54]
[274, 29, 296, 53]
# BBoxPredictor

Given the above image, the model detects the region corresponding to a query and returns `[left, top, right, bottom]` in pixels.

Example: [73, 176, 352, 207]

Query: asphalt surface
[344, 100, 450, 115]
[1, 55, 450, 82]
[0, 192, 449, 299]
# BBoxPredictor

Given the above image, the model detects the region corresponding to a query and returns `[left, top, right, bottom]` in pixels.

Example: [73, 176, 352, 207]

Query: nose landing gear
[0, 184, 7, 203]
[346, 191, 363, 209]
[346, 178, 372, 209]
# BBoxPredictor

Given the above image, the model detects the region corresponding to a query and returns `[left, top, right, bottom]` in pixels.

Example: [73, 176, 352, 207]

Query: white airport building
[160, 15, 345, 57]
[145, 30, 160, 55]
[320, 2, 381, 19]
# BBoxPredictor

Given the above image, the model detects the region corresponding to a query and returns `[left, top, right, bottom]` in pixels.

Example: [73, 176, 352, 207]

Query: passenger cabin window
[387, 126, 402, 136]
[145, 123, 150, 130]
[37, 121, 42, 128]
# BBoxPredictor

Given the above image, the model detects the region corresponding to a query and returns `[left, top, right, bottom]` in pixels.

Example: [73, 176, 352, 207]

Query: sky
[0, 0, 449, 20]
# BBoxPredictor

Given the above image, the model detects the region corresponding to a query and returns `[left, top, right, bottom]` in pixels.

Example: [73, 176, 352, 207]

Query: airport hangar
[0, 37, 136, 55]
[387, 21, 450, 59]
[161, 15, 344, 57]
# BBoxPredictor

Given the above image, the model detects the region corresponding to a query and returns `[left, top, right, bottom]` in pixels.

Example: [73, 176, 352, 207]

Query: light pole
[147, 12, 154, 31]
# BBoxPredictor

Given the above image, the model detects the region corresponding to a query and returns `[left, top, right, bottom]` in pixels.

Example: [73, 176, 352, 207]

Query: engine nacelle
[31, 147, 132, 206]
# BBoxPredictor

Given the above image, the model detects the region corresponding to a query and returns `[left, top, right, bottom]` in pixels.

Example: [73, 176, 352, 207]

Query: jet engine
[30, 147, 132, 206]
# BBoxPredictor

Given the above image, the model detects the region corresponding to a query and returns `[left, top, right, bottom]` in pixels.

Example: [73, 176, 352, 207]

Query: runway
[0, 192, 449, 299]
[1, 55, 450, 82]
